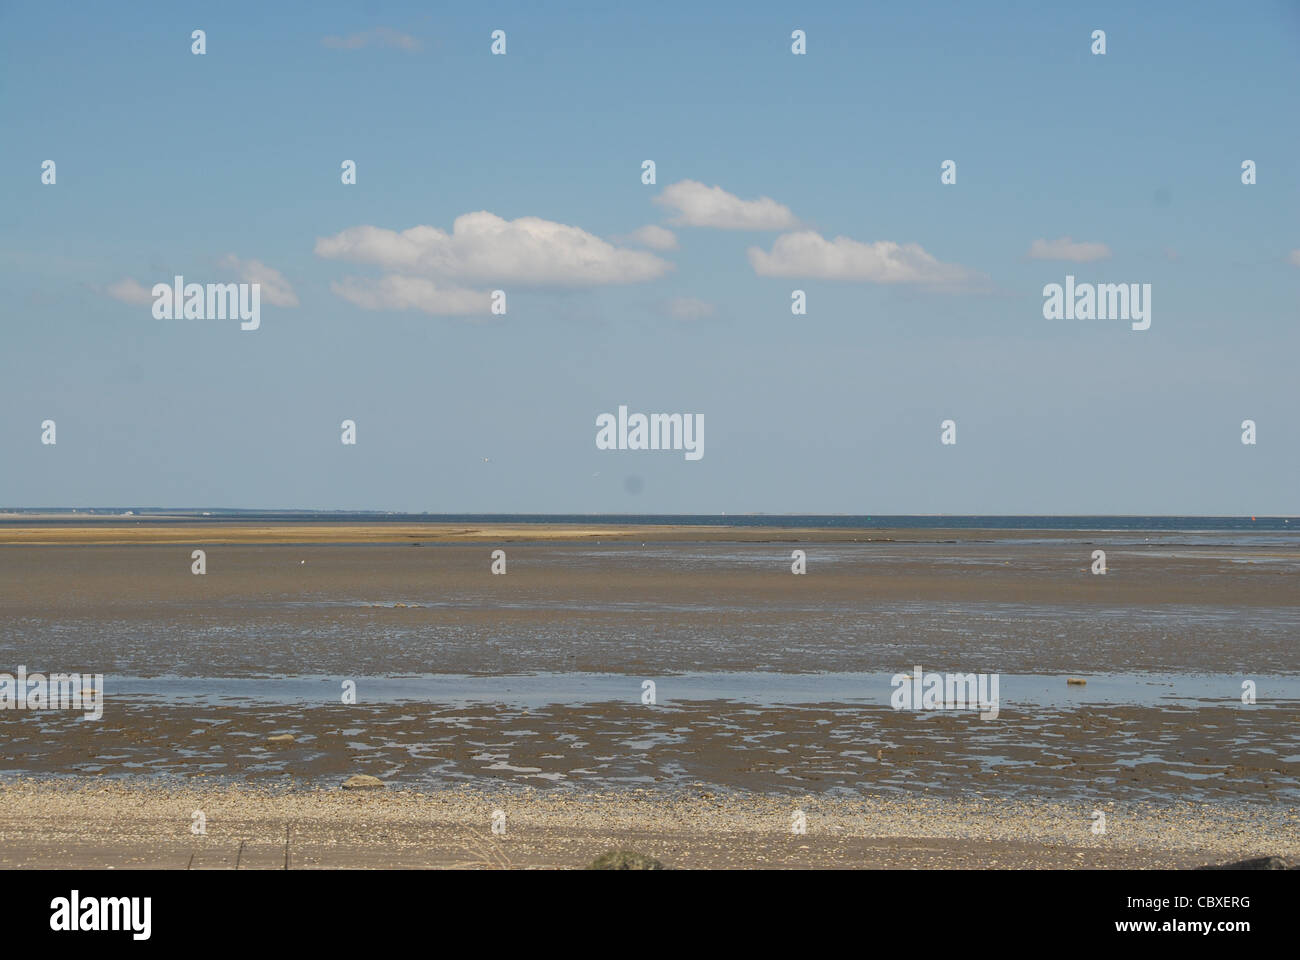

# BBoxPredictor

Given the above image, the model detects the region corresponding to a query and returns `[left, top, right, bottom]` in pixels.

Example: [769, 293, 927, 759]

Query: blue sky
[2, 1, 1297, 513]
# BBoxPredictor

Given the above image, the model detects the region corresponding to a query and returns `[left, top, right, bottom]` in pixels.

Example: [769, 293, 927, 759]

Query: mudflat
[1, 524, 1296, 867]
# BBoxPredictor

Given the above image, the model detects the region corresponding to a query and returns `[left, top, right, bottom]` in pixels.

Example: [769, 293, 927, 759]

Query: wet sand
[1, 524, 1296, 867]
[1, 536, 1294, 676]
[6, 696, 1297, 804]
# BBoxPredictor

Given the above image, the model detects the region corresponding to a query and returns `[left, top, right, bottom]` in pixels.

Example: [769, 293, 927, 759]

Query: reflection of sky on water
[96, 671, 1300, 710]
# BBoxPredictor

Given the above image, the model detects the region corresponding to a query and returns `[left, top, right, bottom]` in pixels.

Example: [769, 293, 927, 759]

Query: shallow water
[84, 670, 1300, 710]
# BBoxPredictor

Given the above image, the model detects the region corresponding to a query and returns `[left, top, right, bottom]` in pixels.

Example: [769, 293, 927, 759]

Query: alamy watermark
[50, 891, 150, 940]
[0, 666, 103, 720]
[152, 275, 260, 330]
[890, 666, 999, 720]
[1042, 275, 1150, 331]
[596, 405, 704, 461]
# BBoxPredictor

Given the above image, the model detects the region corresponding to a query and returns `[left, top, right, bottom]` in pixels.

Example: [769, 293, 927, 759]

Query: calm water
[96, 671, 1300, 709]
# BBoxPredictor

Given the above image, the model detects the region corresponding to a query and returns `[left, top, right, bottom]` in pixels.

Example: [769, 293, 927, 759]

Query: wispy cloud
[219, 255, 299, 307]
[1026, 236, 1112, 262]
[104, 277, 153, 305]
[664, 296, 716, 320]
[330, 276, 489, 316]
[655, 180, 797, 230]
[620, 224, 678, 251]
[748, 231, 988, 292]
[316, 212, 672, 287]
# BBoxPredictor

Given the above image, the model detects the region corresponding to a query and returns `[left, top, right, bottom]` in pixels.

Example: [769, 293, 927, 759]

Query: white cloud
[330, 276, 489, 316]
[105, 277, 153, 305]
[624, 224, 678, 251]
[315, 211, 672, 286]
[219, 255, 299, 307]
[665, 297, 716, 320]
[1287, 249, 1300, 268]
[1026, 236, 1112, 262]
[323, 28, 420, 52]
[747, 231, 987, 291]
[654, 180, 798, 230]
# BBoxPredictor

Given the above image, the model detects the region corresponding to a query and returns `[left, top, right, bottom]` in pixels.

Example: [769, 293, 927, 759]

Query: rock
[341, 774, 385, 791]
[267, 734, 295, 743]
[588, 850, 665, 870]
[1198, 856, 1296, 870]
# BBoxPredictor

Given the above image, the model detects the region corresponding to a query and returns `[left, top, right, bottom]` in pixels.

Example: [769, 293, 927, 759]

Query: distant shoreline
[0, 521, 1000, 546]
[0, 511, 1295, 544]
[3, 511, 1296, 521]
[2, 520, 1297, 546]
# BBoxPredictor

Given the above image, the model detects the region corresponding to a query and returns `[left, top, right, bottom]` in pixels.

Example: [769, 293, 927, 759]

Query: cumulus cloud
[1026, 236, 1112, 262]
[323, 28, 420, 52]
[105, 277, 154, 305]
[623, 224, 678, 251]
[664, 297, 716, 320]
[747, 231, 987, 291]
[331, 276, 489, 316]
[219, 255, 299, 307]
[654, 180, 798, 230]
[315, 211, 671, 286]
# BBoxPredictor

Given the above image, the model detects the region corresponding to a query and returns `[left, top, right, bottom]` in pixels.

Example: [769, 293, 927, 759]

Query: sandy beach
[0, 520, 1171, 546]
[0, 779, 1291, 870]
